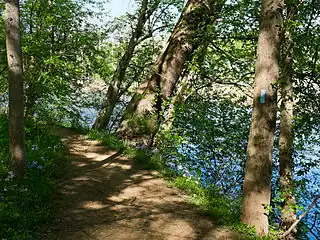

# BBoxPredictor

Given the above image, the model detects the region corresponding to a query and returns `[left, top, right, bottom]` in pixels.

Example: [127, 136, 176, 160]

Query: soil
[42, 128, 242, 240]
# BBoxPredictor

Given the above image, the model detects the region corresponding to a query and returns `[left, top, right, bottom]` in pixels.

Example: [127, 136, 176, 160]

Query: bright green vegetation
[170, 176, 240, 224]
[0, 116, 67, 240]
[1, 0, 320, 239]
[87, 130, 126, 151]
[168, 177, 274, 239]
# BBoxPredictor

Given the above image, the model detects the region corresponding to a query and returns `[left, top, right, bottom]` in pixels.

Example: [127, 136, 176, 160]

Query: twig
[309, 228, 320, 240]
[0, 66, 8, 75]
[280, 194, 320, 239]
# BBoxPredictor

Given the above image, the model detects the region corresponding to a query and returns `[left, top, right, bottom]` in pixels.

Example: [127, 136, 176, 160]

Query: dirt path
[43, 128, 241, 240]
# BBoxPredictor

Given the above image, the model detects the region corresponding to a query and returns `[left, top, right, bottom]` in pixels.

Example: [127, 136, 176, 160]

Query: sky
[107, 0, 136, 18]
[87, 0, 136, 27]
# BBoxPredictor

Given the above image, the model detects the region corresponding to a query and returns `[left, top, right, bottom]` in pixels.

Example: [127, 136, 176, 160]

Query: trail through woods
[42, 128, 241, 240]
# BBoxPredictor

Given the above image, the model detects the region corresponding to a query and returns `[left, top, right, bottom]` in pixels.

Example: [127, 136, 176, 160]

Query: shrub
[0, 115, 67, 240]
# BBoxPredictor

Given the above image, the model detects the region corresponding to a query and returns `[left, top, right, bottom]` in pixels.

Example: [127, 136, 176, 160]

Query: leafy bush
[0, 115, 67, 240]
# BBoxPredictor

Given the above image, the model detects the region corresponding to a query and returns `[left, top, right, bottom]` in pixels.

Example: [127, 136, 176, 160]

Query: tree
[93, 0, 184, 131]
[117, 0, 224, 146]
[21, 0, 104, 121]
[4, 0, 26, 179]
[241, 0, 283, 236]
[93, 0, 156, 130]
[278, 2, 298, 237]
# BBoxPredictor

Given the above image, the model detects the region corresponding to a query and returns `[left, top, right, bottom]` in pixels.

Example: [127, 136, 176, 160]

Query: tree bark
[5, 0, 26, 180]
[279, 45, 296, 239]
[117, 0, 223, 147]
[279, 4, 297, 238]
[241, 0, 283, 236]
[160, 38, 211, 133]
[92, 0, 154, 131]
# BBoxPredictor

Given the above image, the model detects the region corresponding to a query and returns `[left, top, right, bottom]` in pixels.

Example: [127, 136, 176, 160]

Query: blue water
[81, 107, 97, 127]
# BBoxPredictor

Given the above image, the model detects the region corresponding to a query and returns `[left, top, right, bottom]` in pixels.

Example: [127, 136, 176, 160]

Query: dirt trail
[43, 128, 241, 240]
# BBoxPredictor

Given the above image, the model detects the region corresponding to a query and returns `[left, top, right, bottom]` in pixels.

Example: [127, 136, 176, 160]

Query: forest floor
[41, 128, 242, 240]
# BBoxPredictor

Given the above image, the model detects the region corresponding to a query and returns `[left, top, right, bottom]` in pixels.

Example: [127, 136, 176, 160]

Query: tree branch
[137, 24, 171, 45]
[280, 194, 320, 239]
[198, 73, 253, 98]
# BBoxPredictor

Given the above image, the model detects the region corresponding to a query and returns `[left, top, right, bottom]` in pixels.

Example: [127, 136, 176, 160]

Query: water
[68, 108, 320, 239]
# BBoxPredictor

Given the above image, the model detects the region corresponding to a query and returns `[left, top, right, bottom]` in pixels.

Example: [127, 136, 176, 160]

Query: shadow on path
[42, 128, 241, 240]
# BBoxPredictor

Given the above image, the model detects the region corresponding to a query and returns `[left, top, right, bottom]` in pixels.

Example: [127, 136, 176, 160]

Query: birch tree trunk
[241, 0, 283, 236]
[5, 0, 26, 180]
[117, 0, 224, 147]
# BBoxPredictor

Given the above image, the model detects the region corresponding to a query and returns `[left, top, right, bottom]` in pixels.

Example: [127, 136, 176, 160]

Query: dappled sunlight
[71, 161, 89, 167]
[150, 217, 196, 239]
[101, 161, 133, 170]
[81, 151, 115, 161]
[118, 185, 146, 197]
[81, 200, 106, 210]
[41, 129, 242, 240]
[71, 176, 103, 183]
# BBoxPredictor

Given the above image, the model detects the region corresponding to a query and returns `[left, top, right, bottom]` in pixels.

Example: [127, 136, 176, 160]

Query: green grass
[169, 176, 241, 225]
[84, 129, 283, 239]
[87, 130, 165, 170]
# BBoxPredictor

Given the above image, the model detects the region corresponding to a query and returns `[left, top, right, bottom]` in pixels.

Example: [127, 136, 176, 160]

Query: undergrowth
[0, 115, 67, 240]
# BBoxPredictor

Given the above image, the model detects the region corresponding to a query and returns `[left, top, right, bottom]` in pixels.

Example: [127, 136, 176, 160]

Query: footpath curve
[42, 128, 240, 240]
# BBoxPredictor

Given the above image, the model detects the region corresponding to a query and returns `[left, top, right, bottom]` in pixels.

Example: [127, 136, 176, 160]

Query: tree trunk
[117, 0, 223, 147]
[241, 0, 283, 236]
[160, 38, 210, 133]
[5, 0, 26, 180]
[92, 82, 120, 130]
[92, 0, 153, 130]
[279, 4, 297, 238]
[279, 44, 296, 239]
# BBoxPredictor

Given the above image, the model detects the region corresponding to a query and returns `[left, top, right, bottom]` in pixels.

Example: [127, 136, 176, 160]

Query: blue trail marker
[260, 89, 266, 104]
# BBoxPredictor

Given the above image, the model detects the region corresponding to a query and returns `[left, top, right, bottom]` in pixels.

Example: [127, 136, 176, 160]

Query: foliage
[87, 129, 126, 151]
[1, 0, 320, 238]
[231, 223, 282, 240]
[156, 98, 251, 198]
[10, 0, 107, 124]
[0, 115, 67, 240]
[87, 128, 162, 171]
